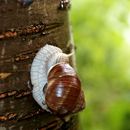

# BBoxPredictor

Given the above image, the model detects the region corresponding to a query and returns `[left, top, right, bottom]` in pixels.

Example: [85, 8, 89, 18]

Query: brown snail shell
[45, 63, 85, 115]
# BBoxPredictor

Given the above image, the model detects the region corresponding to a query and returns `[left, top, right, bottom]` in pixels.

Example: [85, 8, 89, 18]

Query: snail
[30, 44, 85, 115]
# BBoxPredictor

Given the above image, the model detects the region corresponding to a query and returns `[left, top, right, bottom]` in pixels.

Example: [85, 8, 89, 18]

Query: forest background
[70, 0, 130, 130]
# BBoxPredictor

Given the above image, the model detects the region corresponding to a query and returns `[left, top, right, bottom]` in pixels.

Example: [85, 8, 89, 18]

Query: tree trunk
[0, 0, 79, 130]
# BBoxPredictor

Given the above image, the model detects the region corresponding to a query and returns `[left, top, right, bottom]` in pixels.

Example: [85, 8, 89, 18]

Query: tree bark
[0, 0, 78, 130]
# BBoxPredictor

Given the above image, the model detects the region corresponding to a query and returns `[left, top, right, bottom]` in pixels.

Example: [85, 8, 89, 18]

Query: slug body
[30, 44, 85, 115]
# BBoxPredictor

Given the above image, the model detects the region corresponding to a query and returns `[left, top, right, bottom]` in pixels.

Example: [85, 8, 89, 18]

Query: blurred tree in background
[70, 0, 130, 130]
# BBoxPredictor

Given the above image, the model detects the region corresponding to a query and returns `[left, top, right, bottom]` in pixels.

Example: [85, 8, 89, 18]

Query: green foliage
[70, 0, 130, 130]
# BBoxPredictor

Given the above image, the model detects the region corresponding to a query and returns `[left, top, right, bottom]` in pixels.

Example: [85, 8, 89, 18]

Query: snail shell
[46, 63, 85, 115]
[30, 44, 85, 115]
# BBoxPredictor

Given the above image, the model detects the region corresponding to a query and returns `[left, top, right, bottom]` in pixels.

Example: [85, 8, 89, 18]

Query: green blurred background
[70, 0, 130, 130]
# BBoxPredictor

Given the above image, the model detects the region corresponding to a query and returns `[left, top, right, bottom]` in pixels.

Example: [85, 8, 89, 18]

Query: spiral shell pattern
[45, 63, 85, 115]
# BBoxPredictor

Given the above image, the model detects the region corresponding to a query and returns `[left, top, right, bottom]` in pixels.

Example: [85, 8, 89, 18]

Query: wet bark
[0, 0, 78, 130]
